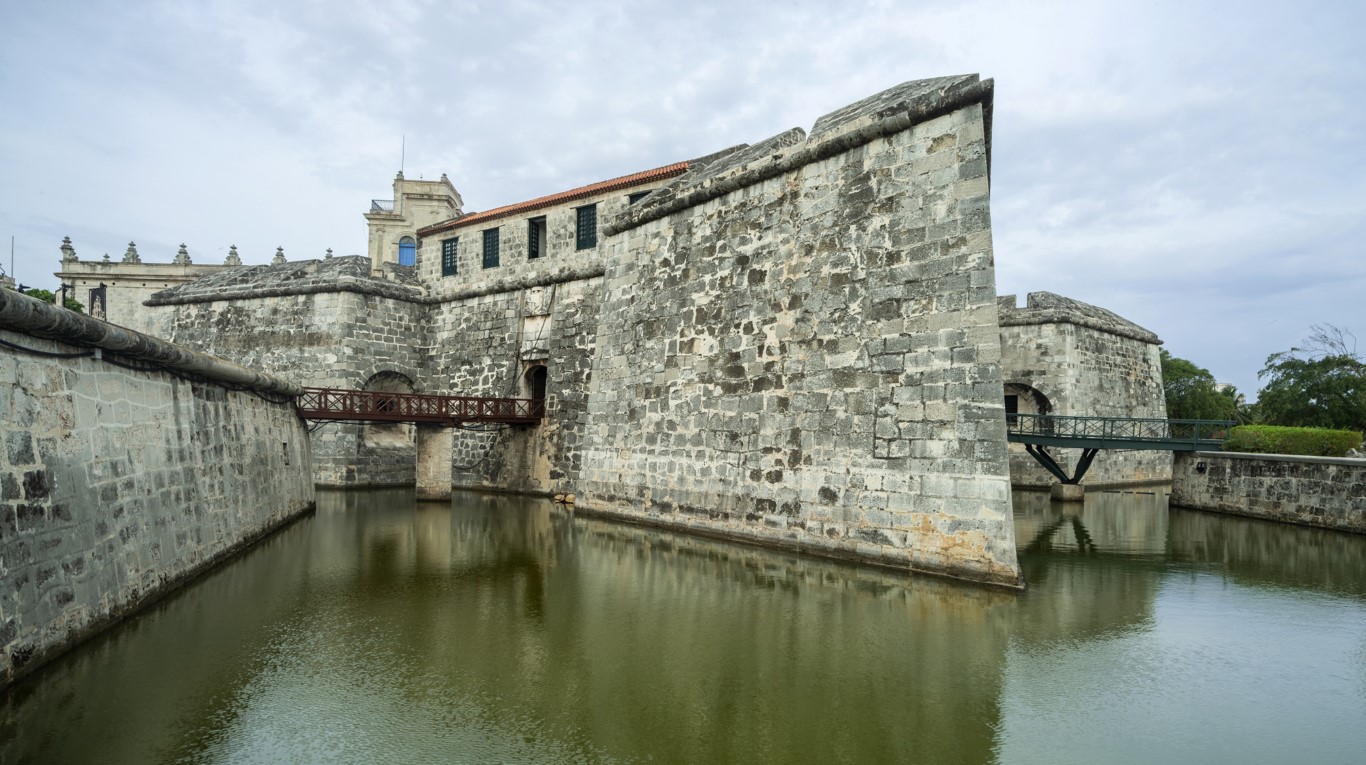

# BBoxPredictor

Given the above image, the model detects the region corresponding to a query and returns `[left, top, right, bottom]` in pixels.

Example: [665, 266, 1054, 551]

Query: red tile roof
[417, 161, 689, 237]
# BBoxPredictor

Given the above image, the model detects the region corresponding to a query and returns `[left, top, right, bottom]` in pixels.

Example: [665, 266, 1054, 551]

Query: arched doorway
[1004, 382, 1052, 424]
[524, 365, 548, 417]
[398, 236, 417, 267]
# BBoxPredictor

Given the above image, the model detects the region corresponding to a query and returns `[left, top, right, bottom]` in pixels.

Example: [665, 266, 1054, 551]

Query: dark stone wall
[0, 326, 313, 689]
[1172, 452, 1366, 533]
[159, 281, 429, 486]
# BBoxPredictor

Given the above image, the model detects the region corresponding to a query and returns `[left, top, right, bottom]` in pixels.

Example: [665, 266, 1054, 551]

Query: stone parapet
[145, 256, 422, 306]
[1171, 451, 1366, 533]
[0, 318, 314, 689]
[998, 292, 1161, 344]
[0, 288, 301, 397]
[607, 74, 994, 237]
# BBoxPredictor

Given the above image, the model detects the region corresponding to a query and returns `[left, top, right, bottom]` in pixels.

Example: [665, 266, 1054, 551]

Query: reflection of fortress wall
[998, 292, 1170, 487]
[1167, 499, 1366, 595]
[421, 491, 1016, 764]
[1009, 490, 1165, 641]
[1172, 452, 1366, 534]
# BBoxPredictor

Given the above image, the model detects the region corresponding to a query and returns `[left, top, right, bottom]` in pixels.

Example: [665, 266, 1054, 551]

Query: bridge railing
[1008, 413, 1234, 447]
[296, 387, 544, 424]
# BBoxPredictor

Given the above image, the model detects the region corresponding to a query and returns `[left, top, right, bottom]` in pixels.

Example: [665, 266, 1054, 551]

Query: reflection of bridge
[295, 387, 544, 426]
[1007, 414, 1234, 487]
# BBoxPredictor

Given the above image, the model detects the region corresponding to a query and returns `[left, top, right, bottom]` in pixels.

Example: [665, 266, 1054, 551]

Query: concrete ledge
[1197, 450, 1366, 468]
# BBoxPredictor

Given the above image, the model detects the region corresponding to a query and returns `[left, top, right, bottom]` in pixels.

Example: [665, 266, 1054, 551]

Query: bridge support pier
[1050, 483, 1086, 502]
[416, 424, 454, 500]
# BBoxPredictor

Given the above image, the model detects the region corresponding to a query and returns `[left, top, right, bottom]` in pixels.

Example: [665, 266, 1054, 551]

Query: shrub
[1222, 425, 1363, 457]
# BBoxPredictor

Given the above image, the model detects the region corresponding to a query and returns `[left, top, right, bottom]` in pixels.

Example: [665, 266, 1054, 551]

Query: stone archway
[1004, 382, 1053, 422]
[524, 364, 548, 415]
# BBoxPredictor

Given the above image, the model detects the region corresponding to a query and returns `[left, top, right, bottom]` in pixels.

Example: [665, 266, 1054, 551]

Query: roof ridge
[419, 161, 689, 236]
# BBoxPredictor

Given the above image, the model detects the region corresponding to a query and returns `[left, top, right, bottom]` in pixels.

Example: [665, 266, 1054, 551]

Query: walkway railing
[1007, 414, 1234, 452]
[295, 387, 543, 425]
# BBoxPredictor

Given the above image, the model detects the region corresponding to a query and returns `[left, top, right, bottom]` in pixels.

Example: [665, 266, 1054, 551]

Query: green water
[2, 488, 1364, 764]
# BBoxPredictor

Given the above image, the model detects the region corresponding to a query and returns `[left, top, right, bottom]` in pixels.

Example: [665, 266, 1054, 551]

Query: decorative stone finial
[396, 170, 404, 180]
[325, 248, 333, 259]
[224, 244, 242, 266]
[272, 246, 286, 265]
[60, 236, 78, 262]
[122, 241, 141, 263]
[440, 173, 448, 181]
[102, 253, 111, 262]
[173, 243, 192, 265]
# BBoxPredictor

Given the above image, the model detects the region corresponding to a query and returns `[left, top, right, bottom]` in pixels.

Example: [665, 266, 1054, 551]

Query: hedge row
[1222, 425, 1363, 457]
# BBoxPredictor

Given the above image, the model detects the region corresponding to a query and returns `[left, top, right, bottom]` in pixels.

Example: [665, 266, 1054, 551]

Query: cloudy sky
[1, 0, 1362, 397]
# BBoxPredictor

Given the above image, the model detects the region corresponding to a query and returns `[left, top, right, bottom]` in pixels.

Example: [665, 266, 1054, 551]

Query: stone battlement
[998, 291, 1161, 345]
[146, 255, 422, 306]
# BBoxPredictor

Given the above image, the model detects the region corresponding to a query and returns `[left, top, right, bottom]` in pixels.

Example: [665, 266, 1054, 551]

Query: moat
[2, 488, 1364, 764]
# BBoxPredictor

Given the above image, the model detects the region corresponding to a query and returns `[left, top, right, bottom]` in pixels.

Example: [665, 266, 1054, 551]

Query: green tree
[1257, 325, 1365, 432]
[1160, 349, 1238, 421]
[19, 287, 84, 313]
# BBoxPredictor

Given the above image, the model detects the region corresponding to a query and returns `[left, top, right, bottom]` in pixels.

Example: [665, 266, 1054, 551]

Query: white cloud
[1, 0, 1364, 397]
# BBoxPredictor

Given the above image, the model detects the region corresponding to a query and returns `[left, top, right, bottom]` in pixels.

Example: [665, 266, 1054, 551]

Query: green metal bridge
[1006, 413, 1235, 486]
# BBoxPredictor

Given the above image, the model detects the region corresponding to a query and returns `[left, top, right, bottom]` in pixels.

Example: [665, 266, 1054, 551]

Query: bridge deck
[1006, 413, 1233, 452]
[295, 387, 543, 426]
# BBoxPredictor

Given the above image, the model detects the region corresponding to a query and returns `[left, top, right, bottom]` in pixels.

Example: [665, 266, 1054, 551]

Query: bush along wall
[1222, 425, 1363, 457]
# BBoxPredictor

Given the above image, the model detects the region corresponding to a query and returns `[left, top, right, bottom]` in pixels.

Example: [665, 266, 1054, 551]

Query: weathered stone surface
[998, 292, 1170, 487]
[578, 94, 1019, 588]
[0, 321, 314, 689]
[1172, 452, 1366, 533]
[152, 274, 430, 487]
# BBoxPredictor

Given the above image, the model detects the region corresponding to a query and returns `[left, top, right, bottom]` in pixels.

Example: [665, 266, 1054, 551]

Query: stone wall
[146, 257, 430, 486]
[575, 76, 1021, 587]
[1171, 451, 1366, 533]
[998, 292, 1169, 487]
[0, 289, 314, 688]
[430, 277, 603, 495]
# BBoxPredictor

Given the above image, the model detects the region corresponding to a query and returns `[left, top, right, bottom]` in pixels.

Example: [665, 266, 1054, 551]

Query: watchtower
[364, 172, 463, 269]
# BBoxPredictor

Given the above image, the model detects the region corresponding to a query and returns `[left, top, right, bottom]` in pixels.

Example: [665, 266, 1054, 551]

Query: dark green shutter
[483, 229, 500, 268]
[441, 238, 458, 276]
[576, 205, 597, 250]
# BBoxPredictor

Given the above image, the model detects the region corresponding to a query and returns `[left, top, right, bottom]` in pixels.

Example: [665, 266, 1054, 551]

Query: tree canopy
[1257, 325, 1365, 433]
[1160, 349, 1239, 421]
[17, 287, 84, 313]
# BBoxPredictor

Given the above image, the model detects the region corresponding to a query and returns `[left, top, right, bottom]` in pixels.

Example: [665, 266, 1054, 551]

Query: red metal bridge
[295, 387, 544, 426]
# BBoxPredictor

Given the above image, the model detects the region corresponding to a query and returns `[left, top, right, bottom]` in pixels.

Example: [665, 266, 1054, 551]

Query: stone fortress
[43, 75, 1170, 589]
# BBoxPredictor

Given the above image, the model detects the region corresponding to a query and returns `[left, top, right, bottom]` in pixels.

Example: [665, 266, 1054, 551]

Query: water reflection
[1, 488, 1363, 764]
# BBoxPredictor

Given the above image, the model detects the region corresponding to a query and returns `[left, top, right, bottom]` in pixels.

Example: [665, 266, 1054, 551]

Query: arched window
[398, 236, 416, 267]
